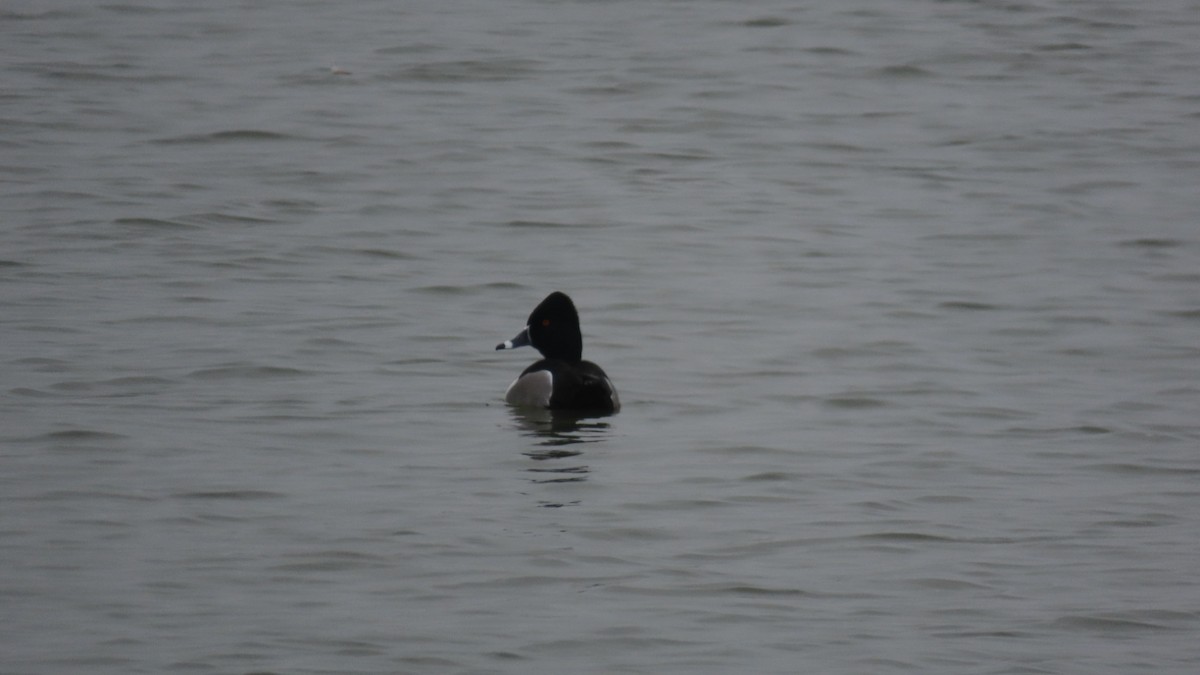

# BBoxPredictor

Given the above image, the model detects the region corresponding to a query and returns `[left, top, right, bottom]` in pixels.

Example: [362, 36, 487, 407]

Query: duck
[495, 291, 620, 413]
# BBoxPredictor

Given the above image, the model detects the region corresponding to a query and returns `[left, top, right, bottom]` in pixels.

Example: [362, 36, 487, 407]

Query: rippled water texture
[3, 1, 1200, 673]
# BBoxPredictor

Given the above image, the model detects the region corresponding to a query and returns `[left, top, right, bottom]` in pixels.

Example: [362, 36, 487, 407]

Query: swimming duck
[495, 291, 620, 413]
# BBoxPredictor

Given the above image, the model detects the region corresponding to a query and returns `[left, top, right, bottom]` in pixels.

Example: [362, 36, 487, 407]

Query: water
[3, 0, 1200, 673]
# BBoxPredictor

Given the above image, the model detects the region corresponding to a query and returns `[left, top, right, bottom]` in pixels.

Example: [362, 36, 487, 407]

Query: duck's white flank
[504, 370, 553, 407]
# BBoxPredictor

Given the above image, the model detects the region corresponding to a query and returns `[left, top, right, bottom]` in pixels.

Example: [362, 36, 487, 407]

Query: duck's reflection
[508, 407, 614, 484]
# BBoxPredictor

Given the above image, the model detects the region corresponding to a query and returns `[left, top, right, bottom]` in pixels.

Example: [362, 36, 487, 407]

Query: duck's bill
[495, 326, 531, 350]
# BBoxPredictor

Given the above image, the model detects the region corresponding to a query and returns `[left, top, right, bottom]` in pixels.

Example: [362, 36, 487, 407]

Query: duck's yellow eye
[542, 319, 551, 327]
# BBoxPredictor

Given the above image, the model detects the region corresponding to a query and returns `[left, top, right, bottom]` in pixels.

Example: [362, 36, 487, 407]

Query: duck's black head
[496, 291, 583, 362]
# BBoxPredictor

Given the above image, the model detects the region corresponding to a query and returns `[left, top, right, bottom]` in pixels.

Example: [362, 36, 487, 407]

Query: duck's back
[522, 359, 619, 413]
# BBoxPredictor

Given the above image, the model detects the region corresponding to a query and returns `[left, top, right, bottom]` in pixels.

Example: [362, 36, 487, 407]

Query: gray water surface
[3, 1, 1200, 673]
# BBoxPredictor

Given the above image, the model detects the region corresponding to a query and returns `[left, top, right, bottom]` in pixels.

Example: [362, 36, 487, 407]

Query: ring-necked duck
[495, 291, 620, 413]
